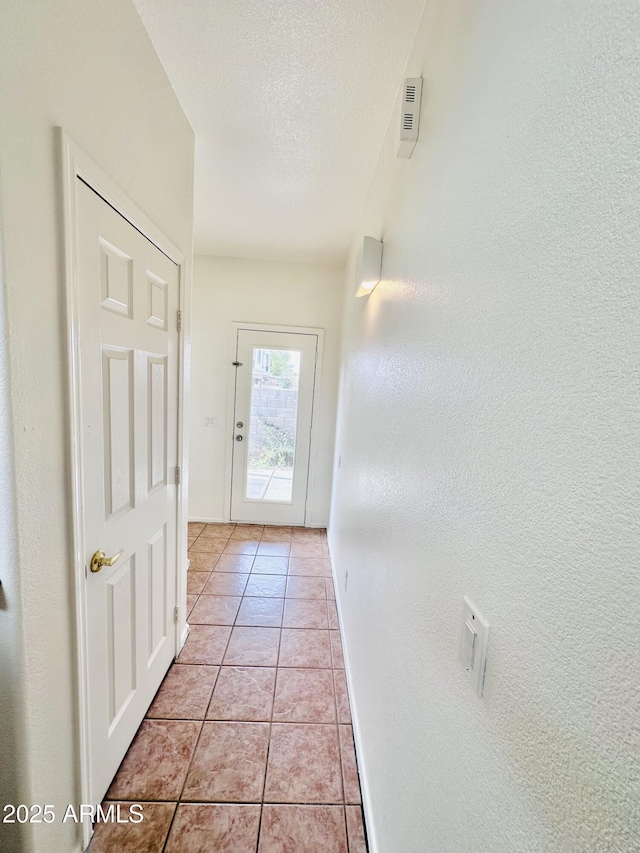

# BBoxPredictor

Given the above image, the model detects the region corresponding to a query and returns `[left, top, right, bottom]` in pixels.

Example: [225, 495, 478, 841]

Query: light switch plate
[204, 416, 217, 427]
[458, 597, 490, 696]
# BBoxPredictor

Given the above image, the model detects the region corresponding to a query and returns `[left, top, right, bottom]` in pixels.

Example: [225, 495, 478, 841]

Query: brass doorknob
[90, 548, 124, 574]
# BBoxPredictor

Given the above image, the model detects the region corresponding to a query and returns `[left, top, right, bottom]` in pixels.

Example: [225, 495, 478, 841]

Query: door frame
[60, 130, 191, 846]
[223, 322, 325, 526]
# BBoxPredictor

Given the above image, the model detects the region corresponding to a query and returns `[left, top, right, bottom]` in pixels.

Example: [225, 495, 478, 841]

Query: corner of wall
[0, 177, 32, 853]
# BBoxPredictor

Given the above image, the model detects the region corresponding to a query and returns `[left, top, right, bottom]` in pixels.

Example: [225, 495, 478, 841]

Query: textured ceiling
[132, 0, 426, 262]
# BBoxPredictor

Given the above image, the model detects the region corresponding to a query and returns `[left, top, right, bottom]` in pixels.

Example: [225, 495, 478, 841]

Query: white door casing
[230, 328, 319, 526]
[76, 178, 179, 804]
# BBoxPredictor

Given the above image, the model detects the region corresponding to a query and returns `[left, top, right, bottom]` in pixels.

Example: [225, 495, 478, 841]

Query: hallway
[89, 524, 366, 852]
[1, 1, 637, 851]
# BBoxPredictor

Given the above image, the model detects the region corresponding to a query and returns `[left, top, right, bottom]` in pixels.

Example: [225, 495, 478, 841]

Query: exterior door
[230, 328, 318, 525]
[76, 178, 179, 804]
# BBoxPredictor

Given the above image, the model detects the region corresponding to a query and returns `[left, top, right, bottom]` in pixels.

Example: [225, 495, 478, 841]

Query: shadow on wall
[0, 240, 27, 853]
[0, 589, 26, 853]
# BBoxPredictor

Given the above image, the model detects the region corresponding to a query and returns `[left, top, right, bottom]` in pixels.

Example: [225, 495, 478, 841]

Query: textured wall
[0, 2, 194, 850]
[329, 1, 640, 851]
[189, 255, 343, 526]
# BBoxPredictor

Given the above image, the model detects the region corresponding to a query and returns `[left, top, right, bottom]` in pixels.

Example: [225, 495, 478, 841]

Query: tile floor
[90, 523, 367, 852]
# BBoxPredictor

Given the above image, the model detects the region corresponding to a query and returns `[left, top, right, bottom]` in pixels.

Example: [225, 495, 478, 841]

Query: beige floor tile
[288, 558, 325, 576]
[165, 804, 260, 853]
[251, 556, 289, 575]
[257, 540, 291, 556]
[182, 721, 270, 802]
[279, 629, 332, 669]
[188, 552, 219, 572]
[261, 526, 293, 542]
[189, 595, 241, 626]
[202, 572, 249, 596]
[285, 576, 326, 600]
[339, 725, 361, 804]
[215, 553, 255, 573]
[330, 630, 345, 668]
[223, 627, 281, 666]
[328, 600, 339, 630]
[89, 802, 176, 852]
[190, 537, 227, 554]
[258, 805, 347, 853]
[236, 596, 284, 627]
[290, 541, 324, 558]
[245, 574, 287, 598]
[197, 532, 231, 548]
[107, 720, 200, 801]
[282, 599, 329, 630]
[178, 625, 232, 666]
[207, 666, 276, 721]
[333, 671, 352, 725]
[291, 528, 323, 541]
[187, 571, 211, 595]
[147, 664, 219, 720]
[224, 538, 260, 555]
[272, 668, 336, 723]
[231, 524, 264, 539]
[264, 724, 343, 804]
[345, 806, 367, 852]
[202, 522, 235, 537]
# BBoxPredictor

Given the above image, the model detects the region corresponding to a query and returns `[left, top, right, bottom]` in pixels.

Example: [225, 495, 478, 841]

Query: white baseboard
[189, 518, 328, 529]
[179, 623, 190, 651]
[189, 517, 226, 524]
[326, 533, 378, 853]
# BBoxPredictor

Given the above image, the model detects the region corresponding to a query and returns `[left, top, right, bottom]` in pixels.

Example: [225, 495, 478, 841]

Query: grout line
[160, 801, 179, 852]
[153, 797, 349, 805]
[175, 576, 236, 751]
[254, 802, 263, 853]
[167, 619, 237, 840]
[174, 719, 206, 804]
[254, 560, 281, 851]
[335, 715, 347, 810]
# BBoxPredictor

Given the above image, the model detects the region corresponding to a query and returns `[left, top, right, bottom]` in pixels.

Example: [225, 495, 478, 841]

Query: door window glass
[245, 348, 301, 502]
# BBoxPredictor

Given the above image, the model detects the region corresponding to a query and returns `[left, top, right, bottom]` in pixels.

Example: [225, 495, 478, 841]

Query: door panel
[99, 239, 133, 317]
[148, 356, 168, 491]
[76, 179, 179, 804]
[230, 329, 318, 525]
[102, 348, 135, 517]
[147, 524, 168, 666]
[106, 556, 136, 729]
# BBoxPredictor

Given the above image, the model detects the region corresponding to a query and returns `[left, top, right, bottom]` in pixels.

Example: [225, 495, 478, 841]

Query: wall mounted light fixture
[355, 236, 383, 297]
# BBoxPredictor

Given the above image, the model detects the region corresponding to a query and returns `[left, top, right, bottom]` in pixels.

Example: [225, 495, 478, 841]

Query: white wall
[330, 1, 640, 851]
[190, 255, 343, 526]
[0, 3, 194, 851]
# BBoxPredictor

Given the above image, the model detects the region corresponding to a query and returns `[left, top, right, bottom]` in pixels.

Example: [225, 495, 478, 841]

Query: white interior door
[230, 328, 318, 525]
[76, 178, 179, 804]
